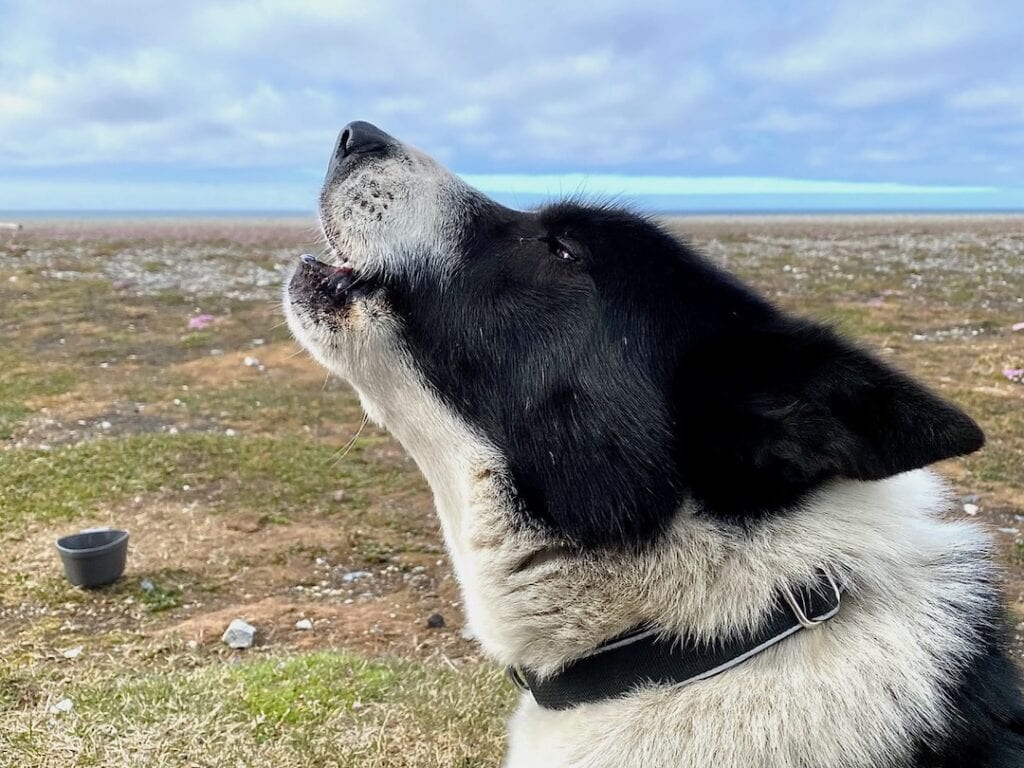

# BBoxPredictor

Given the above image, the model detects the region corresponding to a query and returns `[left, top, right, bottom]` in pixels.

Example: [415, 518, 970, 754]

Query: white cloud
[825, 76, 942, 109]
[745, 108, 830, 134]
[0, 0, 1020, 207]
[947, 84, 1024, 114]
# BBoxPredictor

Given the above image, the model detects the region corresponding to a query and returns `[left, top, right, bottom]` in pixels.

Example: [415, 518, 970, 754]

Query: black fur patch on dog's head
[378, 200, 983, 548]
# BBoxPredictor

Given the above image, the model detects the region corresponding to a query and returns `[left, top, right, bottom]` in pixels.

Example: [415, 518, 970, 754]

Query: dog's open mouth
[291, 253, 361, 307]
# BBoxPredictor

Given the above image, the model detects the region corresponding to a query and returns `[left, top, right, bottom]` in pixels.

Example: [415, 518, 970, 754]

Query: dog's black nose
[335, 121, 392, 160]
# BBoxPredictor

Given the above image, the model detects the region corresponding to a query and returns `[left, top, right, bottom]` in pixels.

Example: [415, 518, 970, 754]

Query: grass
[138, 581, 184, 613]
[0, 652, 513, 768]
[0, 433, 394, 535]
[0, 361, 76, 439]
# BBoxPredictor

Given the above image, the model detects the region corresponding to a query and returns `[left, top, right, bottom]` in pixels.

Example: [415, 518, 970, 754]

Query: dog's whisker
[330, 413, 369, 467]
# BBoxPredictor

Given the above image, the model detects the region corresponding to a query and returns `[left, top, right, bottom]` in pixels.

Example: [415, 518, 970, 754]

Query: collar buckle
[780, 566, 844, 630]
[507, 664, 531, 691]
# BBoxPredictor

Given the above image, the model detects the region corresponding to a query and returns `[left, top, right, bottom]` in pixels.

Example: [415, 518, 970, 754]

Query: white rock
[49, 698, 74, 714]
[221, 618, 256, 649]
[61, 645, 83, 659]
[295, 618, 314, 631]
[243, 356, 260, 367]
[963, 503, 979, 516]
[341, 570, 371, 583]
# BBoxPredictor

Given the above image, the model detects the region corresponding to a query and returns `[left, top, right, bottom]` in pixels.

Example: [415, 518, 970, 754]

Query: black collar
[507, 567, 845, 710]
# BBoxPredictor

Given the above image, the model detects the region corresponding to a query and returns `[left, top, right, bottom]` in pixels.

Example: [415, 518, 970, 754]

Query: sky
[1, 0, 1022, 213]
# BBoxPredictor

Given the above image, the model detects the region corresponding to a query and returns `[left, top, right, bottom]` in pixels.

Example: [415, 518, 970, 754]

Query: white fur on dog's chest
[491, 472, 991, 768]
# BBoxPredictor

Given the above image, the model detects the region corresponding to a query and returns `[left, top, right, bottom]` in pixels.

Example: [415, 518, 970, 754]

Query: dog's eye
[542, 237, 577, 263]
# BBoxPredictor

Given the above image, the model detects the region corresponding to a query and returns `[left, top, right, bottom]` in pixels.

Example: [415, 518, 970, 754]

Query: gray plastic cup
[55, 529, 129, 587]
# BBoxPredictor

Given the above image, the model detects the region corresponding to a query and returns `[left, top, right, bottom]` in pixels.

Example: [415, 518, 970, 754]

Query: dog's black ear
[673, 320, 984, 518]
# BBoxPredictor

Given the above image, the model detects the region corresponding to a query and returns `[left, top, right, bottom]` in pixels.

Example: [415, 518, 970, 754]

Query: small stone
[49, 698, 73, 714]
[341, 570, 371, 583]
[61, 645, 83, 659]
[221, 618, 256, 649]
[963, 503, 979, 516]
[225, 428, 236, 437]
[426, 613, 446, 629]
[332, 489, 347, 503]
[295, 618, 314, 631]
[243, 356, 260, 367]
[140, 579, 155, 593]
[99, 420, 112, 430]
[411, 565, 427, 575]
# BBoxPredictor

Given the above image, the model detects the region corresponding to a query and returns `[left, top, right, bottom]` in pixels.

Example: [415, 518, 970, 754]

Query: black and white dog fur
[285, 122, 1024, 767]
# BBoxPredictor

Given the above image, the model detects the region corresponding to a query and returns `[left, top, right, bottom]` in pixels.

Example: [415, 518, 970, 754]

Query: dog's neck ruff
[509, 567, 845, 711]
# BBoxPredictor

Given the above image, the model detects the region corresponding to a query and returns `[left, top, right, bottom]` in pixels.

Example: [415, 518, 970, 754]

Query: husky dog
[285, 121, 1024, 768]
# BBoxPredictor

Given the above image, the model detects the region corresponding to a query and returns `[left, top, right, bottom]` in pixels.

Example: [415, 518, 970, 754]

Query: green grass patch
[0, 432, 394, 535]
[234, 653, 399, 731]
[0, 365, 76, 439]
[138, 581, 182, 613]
[180, 331, 213, 349]
[819, 305, 902, 338]
[1, 652, 513, 767]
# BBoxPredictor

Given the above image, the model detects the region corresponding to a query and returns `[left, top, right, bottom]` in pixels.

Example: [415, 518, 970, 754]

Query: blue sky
[1, 0, 1022, 212]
